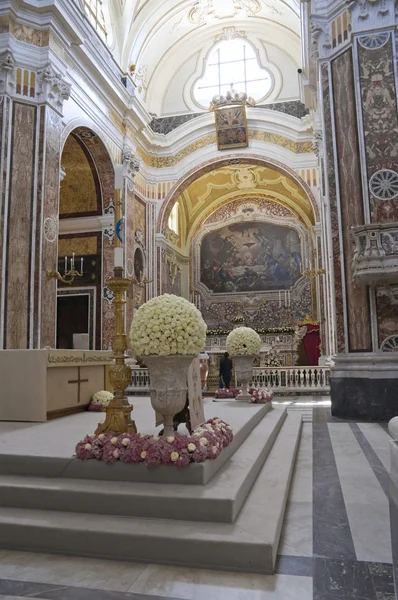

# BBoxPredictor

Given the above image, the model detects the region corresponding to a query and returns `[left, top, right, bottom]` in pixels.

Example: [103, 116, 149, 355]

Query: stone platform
[0, 398, 302, 573]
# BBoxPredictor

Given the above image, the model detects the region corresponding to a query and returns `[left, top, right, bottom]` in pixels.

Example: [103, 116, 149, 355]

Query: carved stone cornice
[0, 50, 15, 95]
[352, 223, 398, 284]
[344, 0, 390, 18]
[37, 63, 71, 114]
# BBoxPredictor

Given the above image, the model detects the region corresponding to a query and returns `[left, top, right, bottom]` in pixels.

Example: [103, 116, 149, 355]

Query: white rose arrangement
[92, 391, 113, 406]
[130, 294, 207, 356]
[226, 327, 262, 356]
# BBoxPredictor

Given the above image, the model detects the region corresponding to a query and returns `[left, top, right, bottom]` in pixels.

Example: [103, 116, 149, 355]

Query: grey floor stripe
[275, 555, 313, 577]
[312, 408, 356, 561]
[349, 423, 390, 498]
[0, 579, 183, 600]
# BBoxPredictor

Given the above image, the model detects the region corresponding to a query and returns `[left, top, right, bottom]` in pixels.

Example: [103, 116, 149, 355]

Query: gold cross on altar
[68, 367, 89, 403]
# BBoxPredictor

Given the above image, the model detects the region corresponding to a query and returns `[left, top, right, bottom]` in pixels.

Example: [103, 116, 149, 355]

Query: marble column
[314, 0, 398, 419]
[0, 52, 71, 349]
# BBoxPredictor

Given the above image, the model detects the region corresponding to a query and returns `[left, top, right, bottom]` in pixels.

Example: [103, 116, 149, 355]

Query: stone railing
[127, 365, 330, 395]
[246, 367, 331, 394]
[352, 223, 398, 284]
[127, 367, 150, 394]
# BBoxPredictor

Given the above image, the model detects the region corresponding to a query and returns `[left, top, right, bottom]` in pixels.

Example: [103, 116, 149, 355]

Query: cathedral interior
[0, 1, 397, 599]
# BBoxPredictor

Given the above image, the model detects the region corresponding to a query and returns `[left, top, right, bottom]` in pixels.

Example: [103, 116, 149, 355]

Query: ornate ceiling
[108, 1, 301, 114]
[173, 163, 314, 250]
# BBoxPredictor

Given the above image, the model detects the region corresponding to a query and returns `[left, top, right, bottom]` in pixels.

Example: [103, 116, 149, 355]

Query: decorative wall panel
[321, 62, 345, 352]
[332, 49, 372, 352]
[5, 102, 36, 348]
[60, 134, 100, 218]
[40, 108, 63, 348]
[357, 31, 398, 223]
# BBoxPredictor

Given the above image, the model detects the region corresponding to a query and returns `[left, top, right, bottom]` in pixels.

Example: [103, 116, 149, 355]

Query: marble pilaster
[0, 51, 70, 349]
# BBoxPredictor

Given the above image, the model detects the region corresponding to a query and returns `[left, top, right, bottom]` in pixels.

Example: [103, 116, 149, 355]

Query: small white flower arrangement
[88, 390, 113, 412]
[130, 294, 207, 357]
[226, 327, 262, 356]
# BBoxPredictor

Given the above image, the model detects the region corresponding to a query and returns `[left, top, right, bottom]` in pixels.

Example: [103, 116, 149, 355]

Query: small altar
[0, 350, 113, 422]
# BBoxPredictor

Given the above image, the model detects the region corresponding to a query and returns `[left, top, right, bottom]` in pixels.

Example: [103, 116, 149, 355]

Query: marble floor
[0, 404, 395, 600]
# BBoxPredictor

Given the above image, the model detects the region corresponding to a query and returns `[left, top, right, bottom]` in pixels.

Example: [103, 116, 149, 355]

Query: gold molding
[137, 131, 313, 168]
[48, 352, 113, 365]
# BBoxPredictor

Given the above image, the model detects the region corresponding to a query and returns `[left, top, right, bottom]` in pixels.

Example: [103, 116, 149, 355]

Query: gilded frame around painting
[214, 105, 249, 151]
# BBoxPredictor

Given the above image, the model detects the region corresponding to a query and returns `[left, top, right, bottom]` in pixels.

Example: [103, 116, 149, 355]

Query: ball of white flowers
[92, 390, 114, 405]
[130, 294, 207, 357]
[226, 327, 262, 356]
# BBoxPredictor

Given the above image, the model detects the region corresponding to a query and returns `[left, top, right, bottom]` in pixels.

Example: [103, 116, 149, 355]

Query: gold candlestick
[96, 186, 137, 436]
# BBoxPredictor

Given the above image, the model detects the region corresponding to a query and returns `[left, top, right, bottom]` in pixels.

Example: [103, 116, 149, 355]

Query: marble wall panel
[40, 108, 62, 349]
[125, 183, 135, 331]
[375, 291, 398, 349]
[5, 102, 36, 348]
[357, 32, 398, 223]
[33, 106, 46, 349]
[317, 236, 326, 355]
[133, 196, 147, 307]
[332, 50, 372, 352]
[322, 62, 345, 352]
[0, 96, 11, 344]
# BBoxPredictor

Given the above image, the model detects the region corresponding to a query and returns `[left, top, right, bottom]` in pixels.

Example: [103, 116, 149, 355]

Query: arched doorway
[56, 127, 115, 350]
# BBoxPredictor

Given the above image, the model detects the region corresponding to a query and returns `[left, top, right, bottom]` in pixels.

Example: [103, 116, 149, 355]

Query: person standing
[219, 352, 233, 389]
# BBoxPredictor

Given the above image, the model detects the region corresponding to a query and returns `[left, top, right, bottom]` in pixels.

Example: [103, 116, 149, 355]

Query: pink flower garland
[214, 388, 240, 399]
[75, 418, 234, 468]
[248, 388, 274, 404]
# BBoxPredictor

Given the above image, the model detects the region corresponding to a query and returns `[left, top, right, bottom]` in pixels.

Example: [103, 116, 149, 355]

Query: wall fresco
[200, 221, 302, 294]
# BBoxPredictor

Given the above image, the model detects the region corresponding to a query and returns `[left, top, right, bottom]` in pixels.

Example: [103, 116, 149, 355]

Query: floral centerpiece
[249, 388, 274, 404]
[76, 417, 233, 468]
[88, 390, 114, 412]
[130, 294, 207, 436]
[226, 327, 261, 401]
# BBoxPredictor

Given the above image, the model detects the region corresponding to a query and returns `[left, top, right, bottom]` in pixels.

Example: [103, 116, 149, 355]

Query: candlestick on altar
[96, 164, 137, 437]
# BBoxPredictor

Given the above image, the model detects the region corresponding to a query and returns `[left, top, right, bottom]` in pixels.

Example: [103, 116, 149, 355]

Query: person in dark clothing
[219, 352, 233, 389]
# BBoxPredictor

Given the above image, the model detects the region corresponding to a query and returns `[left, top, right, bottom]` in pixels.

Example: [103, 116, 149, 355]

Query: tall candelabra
[96, 172, 149, 436]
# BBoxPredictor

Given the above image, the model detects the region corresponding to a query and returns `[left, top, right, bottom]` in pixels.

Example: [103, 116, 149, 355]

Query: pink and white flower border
[75, 418, 233, 468]
[249, 388, 274, 404]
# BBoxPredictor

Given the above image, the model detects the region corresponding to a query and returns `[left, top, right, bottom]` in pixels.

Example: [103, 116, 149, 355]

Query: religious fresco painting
[200, 221, 302, 293]
[214, 105, 248, 150]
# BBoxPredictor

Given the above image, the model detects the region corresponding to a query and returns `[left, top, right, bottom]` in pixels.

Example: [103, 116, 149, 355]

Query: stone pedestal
[331, 354, 398, 421]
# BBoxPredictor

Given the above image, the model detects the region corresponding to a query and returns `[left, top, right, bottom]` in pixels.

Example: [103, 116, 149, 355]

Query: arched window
[168, 202, 179, 234]
[83, 0, 107, 41]
[193, 38, 273, 108]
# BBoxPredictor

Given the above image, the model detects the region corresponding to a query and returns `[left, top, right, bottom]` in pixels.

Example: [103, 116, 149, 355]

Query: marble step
[0, 414, 302, 574]
[0, 402, 271, 486]
[0, 408, 287, 523]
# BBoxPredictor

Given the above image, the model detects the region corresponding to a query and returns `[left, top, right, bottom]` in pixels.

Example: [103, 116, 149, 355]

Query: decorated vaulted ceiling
[173, 163, 314, 250]
[107, 0, 301, 115]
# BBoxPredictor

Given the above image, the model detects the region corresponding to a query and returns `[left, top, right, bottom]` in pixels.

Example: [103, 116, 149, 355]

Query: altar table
[0, 350, 113, 422]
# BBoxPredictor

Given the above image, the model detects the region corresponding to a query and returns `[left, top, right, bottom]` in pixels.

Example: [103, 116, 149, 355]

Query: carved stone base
[234, 355, 254, 401]
[331, 353, 398, 421]
[145, 355, 195, 437]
